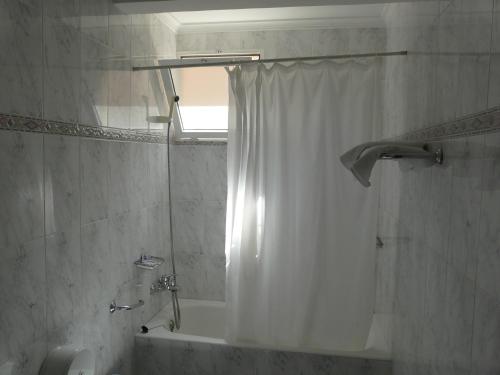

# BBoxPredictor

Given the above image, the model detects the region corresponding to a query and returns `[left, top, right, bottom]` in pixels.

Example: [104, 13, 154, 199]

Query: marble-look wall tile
[108, 212, 139, 284]
[177, 28, 386, 60]
[81, 219, 114, 307]
[446, 136, 484, 280]
[423, 149, 453, 258]
[0, 238, 46, 367]
[142, 205, 165, 256]
[130, 69, 150, 130]
[203, 254, 226, 301]
[108, 141, 133, 215]
[471, 287, 500, 375]
[3, 340, 47, 375]
[172, 199, 205, 255]
[108, 15, 132, 129]
[0, 0, 43, 117]
[43, 0, 81, 123]
[46, 229, 83, 346]
[170, 144, 227, 300]
[148, 143, 168, 207]
[107, 62, 132, 129]
[80, 0, 109, 127]
[488, 0, 500, 107]
[348, 28, 387, 53]
[1, 3, 176, 372]
[0, 130, 172, 374]
[80, 138, 109, 224]
[174, 252, 206, 299]
[131, 16, 153, 58]
[476, 132, 500, 303]
[204, 146, 227, 202]
[443, 266, 475, 374]
[171, 144, 207, 201]
[383, 2, 500, 374]
[311, 29, 351, 55]
[374, 246, 396, 314]
[456, 0, 493, 117]
[134, 336, 392, 375]
[262, 29, 315, 58]
[151, 22, 176, 58]
[0, 132, 44, 248]
[434, 0, 461, 124]
[203, 200, 226, 257]
[44, 135, 80, 235]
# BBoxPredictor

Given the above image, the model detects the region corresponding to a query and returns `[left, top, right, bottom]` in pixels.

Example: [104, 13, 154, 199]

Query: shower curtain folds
[225, 60, 381, 352]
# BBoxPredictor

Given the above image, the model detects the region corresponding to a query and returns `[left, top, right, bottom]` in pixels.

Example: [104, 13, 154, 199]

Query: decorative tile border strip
[0, 113, 168, 144]
[400, 105, 500, 141]
[173, 139, 227, 146]
[4, 104, 499, 145]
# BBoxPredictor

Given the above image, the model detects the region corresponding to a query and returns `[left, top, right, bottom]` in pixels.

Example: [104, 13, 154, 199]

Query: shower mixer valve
[151, 274, 178, 294]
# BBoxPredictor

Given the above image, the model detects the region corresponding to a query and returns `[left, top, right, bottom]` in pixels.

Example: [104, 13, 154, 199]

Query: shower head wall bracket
[146, 95, 180, 124]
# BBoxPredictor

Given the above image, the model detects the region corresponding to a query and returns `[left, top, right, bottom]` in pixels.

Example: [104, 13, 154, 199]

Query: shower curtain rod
[132, 50, 408, 71]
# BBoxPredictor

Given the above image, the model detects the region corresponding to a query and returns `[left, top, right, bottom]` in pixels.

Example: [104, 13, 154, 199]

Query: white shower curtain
[225, 60, 381, 352]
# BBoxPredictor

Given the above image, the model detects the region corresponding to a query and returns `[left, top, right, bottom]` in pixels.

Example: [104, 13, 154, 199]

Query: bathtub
[144, 299, 227, 345]
[136, 299, 391, 368]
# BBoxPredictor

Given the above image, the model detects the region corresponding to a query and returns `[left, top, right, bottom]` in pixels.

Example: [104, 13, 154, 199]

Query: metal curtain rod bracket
[132, 50, 408, 71]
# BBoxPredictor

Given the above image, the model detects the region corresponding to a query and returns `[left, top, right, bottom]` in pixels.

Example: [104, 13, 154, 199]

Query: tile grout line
[78, 135, 83, 346]
[42, 133, 48, 355]
[41, 0, 45, 122]
[467, 134, 487, 371]
[485, 0, 496, 109]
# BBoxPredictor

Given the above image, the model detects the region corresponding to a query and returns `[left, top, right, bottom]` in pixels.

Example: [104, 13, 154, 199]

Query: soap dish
[134, 255, 165, 270]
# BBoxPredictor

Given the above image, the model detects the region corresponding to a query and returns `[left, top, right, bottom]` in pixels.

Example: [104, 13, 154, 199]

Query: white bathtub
[140, 299, 392, 360]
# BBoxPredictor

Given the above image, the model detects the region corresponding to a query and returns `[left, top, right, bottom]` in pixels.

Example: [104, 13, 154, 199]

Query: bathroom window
[162, 53, 260, 141]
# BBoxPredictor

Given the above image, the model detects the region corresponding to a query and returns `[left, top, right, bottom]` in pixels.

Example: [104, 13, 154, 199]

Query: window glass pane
[172, 66, 229, 132]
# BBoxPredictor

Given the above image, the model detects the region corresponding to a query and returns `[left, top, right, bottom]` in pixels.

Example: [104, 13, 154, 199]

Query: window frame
[159, 52, 261, 142]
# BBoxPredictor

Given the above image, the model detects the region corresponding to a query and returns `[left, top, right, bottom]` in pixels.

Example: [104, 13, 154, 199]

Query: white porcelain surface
[142, 299, 391, 360]
[39, 346, 95, 375]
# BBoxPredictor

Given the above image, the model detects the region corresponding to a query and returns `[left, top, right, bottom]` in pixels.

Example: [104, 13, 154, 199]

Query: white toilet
[39, 346, 95, 375]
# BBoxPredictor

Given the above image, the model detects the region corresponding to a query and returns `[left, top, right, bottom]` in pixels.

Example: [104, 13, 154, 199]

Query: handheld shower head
[340, 142, 443, 187]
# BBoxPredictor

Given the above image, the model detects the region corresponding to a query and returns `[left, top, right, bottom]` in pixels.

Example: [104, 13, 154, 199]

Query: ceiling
[158, 4, 386, 33]
[113, 0, 397, 14]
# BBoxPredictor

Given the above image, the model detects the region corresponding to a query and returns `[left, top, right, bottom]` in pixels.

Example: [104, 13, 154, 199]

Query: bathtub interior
[139, 299, 392, 360]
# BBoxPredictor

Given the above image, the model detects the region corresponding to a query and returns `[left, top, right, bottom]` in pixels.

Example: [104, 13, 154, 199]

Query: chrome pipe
[166, 98, 181, 330]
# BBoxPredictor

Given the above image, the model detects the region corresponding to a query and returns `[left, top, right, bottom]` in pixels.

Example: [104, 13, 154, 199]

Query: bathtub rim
[138, 299, 392, 361]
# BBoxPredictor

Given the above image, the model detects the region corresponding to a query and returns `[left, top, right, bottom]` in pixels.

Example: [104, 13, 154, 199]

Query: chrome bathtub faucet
[150, 274, 178, 294]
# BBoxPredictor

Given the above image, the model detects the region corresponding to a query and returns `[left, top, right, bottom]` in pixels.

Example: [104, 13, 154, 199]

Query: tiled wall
[0, 132, 171, 375]
[170, 144, 227, 301]
[135, 335, 392, 375]
[176, 28, 387, 57]
[0, 0, 176, 130]
[172, 28, 391, 302]
[0, 1, 176, 374]
[379, 1, 500, 374]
